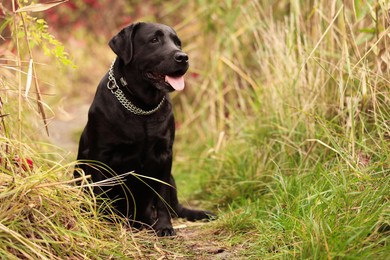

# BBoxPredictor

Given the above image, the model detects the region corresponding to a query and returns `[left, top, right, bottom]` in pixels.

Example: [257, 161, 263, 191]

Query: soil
[156, 220, 243, 259]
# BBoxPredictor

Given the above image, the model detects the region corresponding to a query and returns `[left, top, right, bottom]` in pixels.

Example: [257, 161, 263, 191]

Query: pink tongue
[165, 75, 185, 91]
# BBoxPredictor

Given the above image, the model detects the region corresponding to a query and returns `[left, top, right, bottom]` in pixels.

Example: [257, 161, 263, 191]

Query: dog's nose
[174, 52, 189, 63]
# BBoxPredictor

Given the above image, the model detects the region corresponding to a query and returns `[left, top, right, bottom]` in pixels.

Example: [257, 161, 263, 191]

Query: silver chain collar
[107, 60, 166, 116]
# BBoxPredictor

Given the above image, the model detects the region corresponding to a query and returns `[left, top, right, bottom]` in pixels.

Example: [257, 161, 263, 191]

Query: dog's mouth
[145, 72, 185, 91]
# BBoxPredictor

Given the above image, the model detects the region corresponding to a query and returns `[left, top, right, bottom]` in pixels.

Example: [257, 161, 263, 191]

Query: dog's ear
[109, 22, 142, 64]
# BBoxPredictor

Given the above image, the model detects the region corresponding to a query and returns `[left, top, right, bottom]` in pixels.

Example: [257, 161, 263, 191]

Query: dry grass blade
[86, 172, 133, 187]
[352, 26, 390, 71]
[297, 5, 344, 78]
[219, 56, 258, 90]
[0, 224, 52, 259]
[15, 0, 68, 13]
[19, 13, 50, 136]
[34, 175, 91, 189]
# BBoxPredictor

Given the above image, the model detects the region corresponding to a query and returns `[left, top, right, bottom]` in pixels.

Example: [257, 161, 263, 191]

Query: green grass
[173, 0, 390, 258]
[1, 0, 389, 258]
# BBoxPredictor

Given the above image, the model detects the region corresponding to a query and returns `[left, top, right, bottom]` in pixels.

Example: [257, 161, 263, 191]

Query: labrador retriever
[76, 22, 214, 236]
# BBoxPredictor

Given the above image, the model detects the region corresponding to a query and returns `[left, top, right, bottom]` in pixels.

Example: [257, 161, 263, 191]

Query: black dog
[76, 22, 214, 236]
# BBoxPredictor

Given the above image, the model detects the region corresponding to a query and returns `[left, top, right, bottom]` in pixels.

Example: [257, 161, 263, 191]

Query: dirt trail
[48, 104, 89, 155]
[158, 221, 241, 259]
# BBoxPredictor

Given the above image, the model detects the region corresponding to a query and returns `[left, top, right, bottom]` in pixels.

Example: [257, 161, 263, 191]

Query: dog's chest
[116, 116, 173, 162]
[123, 115, 171, 139]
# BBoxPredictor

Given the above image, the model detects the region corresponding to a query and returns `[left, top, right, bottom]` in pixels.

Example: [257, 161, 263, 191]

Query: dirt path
[48, 104, 89, 155]
[155, 220, 241, 259]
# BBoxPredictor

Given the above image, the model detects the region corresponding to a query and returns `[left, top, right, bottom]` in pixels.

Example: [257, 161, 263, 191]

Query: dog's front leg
[154, 185, 175, 237]
[153, 155, 175, 237]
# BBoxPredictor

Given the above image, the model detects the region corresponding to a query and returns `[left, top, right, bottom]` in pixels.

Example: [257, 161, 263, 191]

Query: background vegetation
[0, 0, 389, 258]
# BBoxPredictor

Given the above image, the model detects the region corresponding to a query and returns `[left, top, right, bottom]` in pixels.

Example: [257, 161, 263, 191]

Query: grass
[1, 0, 389, 258]
[174, 0, 390, 258]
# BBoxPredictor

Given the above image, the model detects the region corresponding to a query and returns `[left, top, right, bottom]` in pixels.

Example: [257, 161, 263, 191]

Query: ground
[163, 220, 240, 259]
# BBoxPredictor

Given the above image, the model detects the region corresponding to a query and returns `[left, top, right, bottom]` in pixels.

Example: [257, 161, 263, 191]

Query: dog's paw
[192, 210, 217, 222]
[178, 207, 217, 222]
[156, 226, 176, 237]
[203, 210, 217, 221]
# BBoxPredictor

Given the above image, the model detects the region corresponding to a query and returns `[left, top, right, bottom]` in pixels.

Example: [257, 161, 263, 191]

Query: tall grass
[171, 0, 390, 258]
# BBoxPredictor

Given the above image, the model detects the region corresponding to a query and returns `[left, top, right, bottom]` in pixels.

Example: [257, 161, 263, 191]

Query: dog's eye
[150, 37, 159, 43]
[173, 37, 182, 48]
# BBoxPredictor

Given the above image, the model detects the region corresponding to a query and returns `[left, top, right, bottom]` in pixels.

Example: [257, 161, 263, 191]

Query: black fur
[76, 22, 214, 237]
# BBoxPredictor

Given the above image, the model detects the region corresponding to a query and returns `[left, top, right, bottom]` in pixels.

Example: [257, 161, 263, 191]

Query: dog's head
[109, 22, 189, 92]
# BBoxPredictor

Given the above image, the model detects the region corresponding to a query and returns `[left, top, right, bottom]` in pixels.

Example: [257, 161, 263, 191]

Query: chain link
[107, 60, 165, 116]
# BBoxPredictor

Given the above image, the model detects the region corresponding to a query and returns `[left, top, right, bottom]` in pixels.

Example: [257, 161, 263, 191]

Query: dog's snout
[174, 52, 189, 63]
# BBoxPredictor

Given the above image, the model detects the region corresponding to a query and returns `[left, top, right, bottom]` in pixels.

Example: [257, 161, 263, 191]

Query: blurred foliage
[43, 0, 131, 39]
